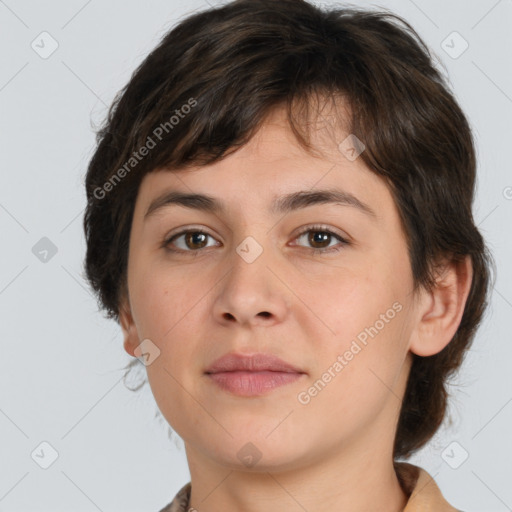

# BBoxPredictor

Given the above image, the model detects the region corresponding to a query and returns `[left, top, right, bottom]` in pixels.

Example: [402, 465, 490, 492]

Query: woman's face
[120, 106, 423, 472]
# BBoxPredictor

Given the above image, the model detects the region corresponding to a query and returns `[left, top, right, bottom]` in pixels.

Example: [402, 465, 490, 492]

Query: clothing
[396, 462, 462, 511]
[158, 462, 461, 511]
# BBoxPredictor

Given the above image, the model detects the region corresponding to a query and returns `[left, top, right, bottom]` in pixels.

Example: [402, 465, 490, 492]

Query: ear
[119, 296, 140, 358]
[409, 255, 473, 357]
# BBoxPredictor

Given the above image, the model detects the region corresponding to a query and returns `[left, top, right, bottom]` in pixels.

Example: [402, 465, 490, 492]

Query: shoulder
[158, 466, 464, 512]
[158, 482, 191, 512]
[396, 461, 462, 511]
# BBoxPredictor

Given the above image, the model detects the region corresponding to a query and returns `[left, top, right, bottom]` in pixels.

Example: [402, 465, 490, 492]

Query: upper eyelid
[294, 224, 347, 238]
[166, 225, 217, 241]
[166, 224, 344, 238]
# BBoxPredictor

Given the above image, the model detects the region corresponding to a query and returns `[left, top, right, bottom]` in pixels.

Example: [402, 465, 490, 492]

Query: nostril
[258, 311, 271, 318]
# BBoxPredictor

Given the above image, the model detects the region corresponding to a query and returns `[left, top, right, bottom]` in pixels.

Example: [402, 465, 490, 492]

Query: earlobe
[119, 299, 139, 358]
[409, 255, 473, 357]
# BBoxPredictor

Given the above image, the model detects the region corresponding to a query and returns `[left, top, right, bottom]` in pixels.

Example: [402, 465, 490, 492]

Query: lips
[204, 352, 306, 397]
[204, 352, 305, 375]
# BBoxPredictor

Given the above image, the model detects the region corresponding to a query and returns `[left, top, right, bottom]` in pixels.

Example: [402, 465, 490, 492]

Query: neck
[185, 429, 409, 512]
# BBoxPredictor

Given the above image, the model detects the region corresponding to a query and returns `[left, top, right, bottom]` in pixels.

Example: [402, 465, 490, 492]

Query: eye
[163, 229, 220, 253]
[162, 224, 350, 255]
[292, 224, 350, 254]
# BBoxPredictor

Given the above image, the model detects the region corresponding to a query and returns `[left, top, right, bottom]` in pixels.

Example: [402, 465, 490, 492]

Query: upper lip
[205, 352, 305, 374]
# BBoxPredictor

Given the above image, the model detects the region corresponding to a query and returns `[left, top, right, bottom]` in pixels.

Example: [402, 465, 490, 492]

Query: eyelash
[162, 224, 350, 255]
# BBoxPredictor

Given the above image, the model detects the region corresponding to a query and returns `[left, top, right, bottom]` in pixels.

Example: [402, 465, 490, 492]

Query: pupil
[188, 232, 207, 248]
[310, 231, 329, 247]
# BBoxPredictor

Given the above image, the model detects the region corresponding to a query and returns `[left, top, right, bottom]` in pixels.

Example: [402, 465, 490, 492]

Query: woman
[83, 1, 493, 510]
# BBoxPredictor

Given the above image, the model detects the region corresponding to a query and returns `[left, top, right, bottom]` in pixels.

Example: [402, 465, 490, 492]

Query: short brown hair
[83, 0, 494, 460]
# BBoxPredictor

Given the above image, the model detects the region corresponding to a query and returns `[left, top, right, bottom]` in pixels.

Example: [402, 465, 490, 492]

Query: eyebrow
[144, 188, 377, 220]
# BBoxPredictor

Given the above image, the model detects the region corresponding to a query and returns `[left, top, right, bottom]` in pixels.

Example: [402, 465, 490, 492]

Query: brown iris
[184, 232, 209, 250]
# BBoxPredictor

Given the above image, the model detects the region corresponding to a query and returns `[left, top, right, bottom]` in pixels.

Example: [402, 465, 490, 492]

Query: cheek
[298, 309, 410, 434]
[300, 263, 410, 389]
[131, 262, 196, 336]
[133, 266, 207, 370]
[303, 264, 399, 337]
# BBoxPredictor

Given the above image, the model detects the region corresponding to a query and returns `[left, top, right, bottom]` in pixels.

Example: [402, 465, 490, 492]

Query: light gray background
[0, 0, 511, 511]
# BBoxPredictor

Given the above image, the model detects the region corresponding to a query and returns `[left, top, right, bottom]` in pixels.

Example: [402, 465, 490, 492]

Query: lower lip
[206, 370, 304, 397]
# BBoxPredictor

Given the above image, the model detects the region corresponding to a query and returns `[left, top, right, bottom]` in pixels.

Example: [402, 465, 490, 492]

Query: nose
[212, 242, 289, 328]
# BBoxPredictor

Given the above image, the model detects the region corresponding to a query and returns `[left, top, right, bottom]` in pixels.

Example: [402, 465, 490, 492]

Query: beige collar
[396, 461, 461, 511]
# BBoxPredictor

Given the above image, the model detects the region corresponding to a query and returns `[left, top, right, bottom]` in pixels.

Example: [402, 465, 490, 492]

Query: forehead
[134, 103, 395, 225]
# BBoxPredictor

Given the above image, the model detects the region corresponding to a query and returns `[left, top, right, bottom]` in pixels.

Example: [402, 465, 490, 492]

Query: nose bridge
[212, 232, 288, 325]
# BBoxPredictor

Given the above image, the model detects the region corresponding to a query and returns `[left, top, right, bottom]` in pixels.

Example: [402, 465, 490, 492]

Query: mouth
[205, 352, 304, 374]
[204, 352, 306, 397]
[206, 370, 305, 397]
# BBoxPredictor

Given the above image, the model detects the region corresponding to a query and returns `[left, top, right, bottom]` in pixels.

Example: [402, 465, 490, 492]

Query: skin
[120, 104, 473, 512]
